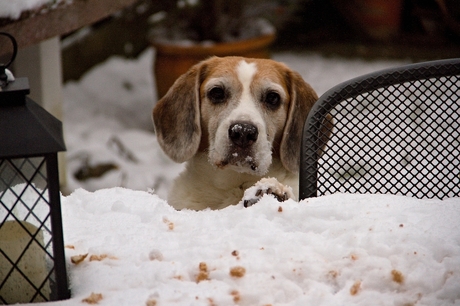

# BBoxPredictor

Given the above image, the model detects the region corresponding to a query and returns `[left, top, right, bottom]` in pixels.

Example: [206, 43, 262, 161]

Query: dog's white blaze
[230, 60, 271, 175]
[230, 61, 261, 122]
[209, 60, 273, 176]
[237, 60, 257, 90]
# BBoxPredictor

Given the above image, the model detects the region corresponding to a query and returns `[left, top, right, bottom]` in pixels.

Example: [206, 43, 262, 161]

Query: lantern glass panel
[0, 156, 58, 304]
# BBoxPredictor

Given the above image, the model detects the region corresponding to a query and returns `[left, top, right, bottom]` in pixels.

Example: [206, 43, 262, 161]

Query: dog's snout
[229, 123, 258, 148]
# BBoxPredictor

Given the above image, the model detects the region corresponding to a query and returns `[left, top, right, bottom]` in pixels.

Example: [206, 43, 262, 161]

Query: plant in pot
[148, 0, 299, 98]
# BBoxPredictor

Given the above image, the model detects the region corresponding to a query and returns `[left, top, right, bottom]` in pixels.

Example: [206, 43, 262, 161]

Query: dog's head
[153, 56, 318, 175]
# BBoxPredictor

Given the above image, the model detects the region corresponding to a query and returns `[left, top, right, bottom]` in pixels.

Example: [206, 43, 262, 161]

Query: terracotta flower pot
[355, 0, 403, 40]
[150, 33, 276, 99]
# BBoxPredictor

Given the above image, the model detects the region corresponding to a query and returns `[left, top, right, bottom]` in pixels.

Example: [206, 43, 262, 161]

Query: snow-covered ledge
[0, 0, 140, 54]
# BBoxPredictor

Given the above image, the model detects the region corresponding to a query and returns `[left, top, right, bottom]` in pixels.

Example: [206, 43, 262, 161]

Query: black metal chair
[300, 58, 460, 200]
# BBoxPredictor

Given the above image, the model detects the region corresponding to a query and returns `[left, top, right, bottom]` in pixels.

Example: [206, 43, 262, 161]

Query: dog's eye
[208, 87, 226, 103]
[264, 91, 281, 108]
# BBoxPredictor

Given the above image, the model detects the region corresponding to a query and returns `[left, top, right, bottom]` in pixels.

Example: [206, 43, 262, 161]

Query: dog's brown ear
[279, 70, 318, 173]
[153, 61, 206, 163]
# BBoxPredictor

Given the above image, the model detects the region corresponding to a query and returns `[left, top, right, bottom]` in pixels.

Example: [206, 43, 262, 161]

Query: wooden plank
[0, 0, 139, 56]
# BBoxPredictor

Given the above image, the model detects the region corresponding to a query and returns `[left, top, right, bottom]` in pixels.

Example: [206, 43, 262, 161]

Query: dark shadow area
[275, 0, 460, 60]
[60, 0, 460, 81]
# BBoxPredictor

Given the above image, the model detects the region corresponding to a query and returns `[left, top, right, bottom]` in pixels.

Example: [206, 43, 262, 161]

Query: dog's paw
[242, 177, 295, 208]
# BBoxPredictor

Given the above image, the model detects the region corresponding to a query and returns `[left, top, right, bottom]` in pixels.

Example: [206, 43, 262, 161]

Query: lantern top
[0, 77, 29, 106]
[0, 77, 66, 158]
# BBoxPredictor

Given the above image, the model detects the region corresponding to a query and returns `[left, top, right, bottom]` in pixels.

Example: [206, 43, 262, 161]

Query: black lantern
[0, 33, 70, 303]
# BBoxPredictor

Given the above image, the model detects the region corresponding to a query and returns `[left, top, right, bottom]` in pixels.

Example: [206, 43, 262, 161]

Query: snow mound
[50, 189, 460, 305]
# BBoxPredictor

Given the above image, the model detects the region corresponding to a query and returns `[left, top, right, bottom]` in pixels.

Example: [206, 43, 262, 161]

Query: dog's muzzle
[214, 121, 267, 174]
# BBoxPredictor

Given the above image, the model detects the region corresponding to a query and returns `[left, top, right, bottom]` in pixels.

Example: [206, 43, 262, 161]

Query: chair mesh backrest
[300, 58, 460, 200]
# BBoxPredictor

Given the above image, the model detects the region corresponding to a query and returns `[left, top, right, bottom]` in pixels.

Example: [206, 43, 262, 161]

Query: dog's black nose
[229, 123, 258, 148]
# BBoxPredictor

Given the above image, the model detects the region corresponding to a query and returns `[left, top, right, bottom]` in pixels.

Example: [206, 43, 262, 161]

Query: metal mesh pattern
[300, 59, 460, 200]
[0, 157, 56, 303]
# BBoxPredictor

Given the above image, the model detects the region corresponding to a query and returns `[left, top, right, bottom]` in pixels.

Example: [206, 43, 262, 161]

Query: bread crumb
[328, 270, 338, 279]
[65, 245, 75, 249]
[230, 266, 246, 278]
[278, 206, 283, 212]
[391, 269, 404, 284]
[230, 290, 241, 303]
[89, 254, 106, 261]
[82, 292, 103, 304]
[196, 262, 209, 282]
[90, 254, 118, 261]
[196, 271, 209, 282]
[149, 249, 164, 261]
[207, 297, 216, 306]
[163, 217, 174, 230]
[350, 280, 361, 295]
[71, 253, 88, 265]
[231, 250, 239, 256]
[199, 262, 208, 272]
[145, 299, 157, 306]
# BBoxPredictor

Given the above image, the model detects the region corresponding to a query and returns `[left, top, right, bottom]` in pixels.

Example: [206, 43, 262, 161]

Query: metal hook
[0, 32, 18, 68]
[0, 32, 18, 87]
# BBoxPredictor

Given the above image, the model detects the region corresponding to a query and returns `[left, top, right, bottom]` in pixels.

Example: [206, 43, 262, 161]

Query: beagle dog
[153, 56, 327, 210]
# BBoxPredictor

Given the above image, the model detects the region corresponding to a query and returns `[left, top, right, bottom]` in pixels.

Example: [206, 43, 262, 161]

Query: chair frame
[300, 58, 460, 200]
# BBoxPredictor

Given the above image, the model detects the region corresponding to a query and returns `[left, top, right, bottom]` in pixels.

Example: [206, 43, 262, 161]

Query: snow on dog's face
[153, 56, 319, 175]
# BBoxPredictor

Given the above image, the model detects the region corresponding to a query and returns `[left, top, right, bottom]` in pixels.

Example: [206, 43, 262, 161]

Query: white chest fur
[168, 153, 298, 210]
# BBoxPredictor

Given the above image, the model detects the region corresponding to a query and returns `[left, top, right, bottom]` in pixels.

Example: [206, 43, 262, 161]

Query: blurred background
[58, 0, 460, 82]
[1, 0, 459, 197]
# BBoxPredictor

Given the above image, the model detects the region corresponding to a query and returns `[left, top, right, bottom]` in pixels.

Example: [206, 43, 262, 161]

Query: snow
[11, 189, 460, 305]
[10, 49, 460, 304]
[62, 50, 175, 199]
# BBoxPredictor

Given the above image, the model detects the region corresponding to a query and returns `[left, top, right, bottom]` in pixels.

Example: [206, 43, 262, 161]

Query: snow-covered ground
[7, 50, 460, 305]
[8, 188, 460, 306]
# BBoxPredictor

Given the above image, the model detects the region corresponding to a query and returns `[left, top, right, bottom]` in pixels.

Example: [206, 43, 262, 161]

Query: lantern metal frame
[0, 32, 70, 304]
[0, 154, 69, 303]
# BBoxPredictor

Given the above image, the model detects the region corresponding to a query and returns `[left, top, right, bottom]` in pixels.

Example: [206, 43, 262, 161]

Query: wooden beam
[0, 0, 140, 56]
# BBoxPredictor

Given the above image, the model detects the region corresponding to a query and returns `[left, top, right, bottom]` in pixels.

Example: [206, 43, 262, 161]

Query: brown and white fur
[153, 56, 322, 210]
